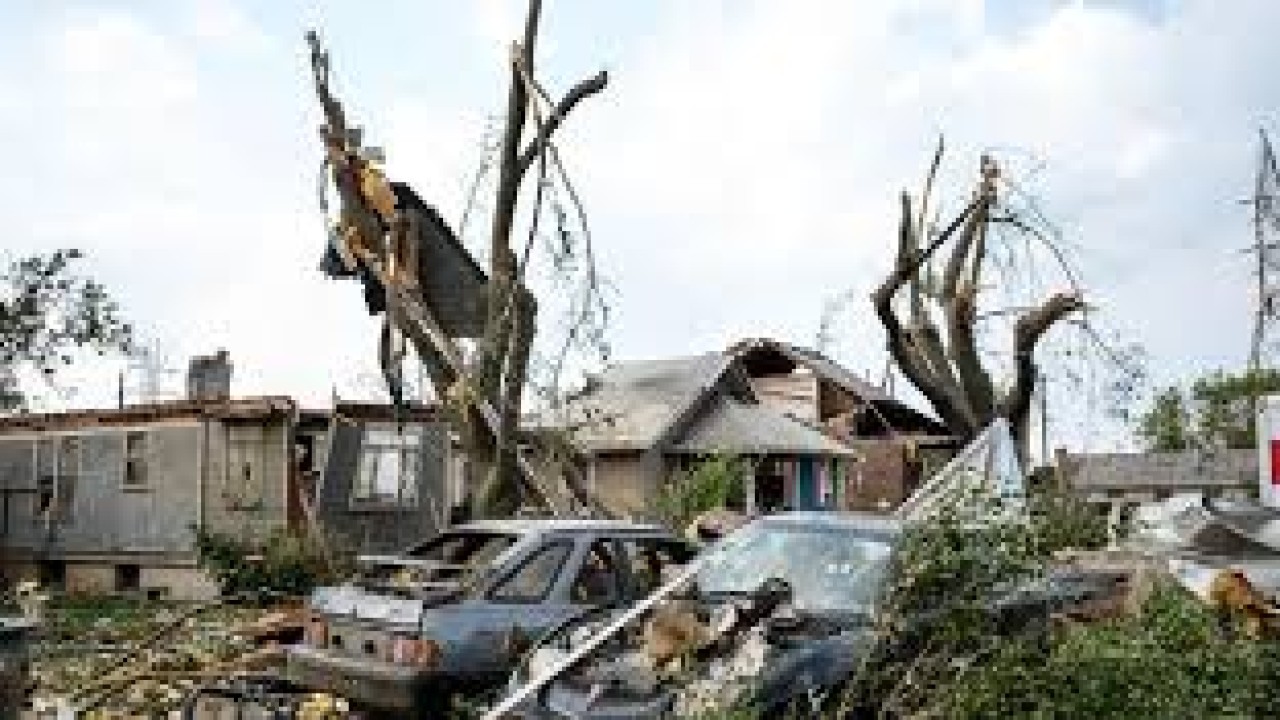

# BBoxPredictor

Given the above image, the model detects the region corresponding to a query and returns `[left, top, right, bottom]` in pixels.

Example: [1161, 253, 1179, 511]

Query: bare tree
[306, 0, 607, 517]
[872, 144, 1085, 454]
[472, 0, 608, 515]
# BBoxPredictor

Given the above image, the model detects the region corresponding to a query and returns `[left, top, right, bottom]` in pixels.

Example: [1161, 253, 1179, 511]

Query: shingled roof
[672, 395, 857, 456]
[554, 352, 740, 453]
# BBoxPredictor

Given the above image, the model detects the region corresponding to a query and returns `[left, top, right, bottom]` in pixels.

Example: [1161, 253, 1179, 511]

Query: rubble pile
[29, 599, 299, 718]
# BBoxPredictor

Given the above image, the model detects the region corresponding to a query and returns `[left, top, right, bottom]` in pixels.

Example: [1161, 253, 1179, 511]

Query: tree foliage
[1135, 368, 1280, 451]
[938, 585, 1280, 718]
[841, 484, 1278, 719]
[0, 249, 133, 409]
[194, 527, 348, 597]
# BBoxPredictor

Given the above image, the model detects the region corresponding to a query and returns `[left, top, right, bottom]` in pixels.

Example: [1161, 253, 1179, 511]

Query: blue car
[496, 512, 1111, 720]
[285, 519, 695, 716]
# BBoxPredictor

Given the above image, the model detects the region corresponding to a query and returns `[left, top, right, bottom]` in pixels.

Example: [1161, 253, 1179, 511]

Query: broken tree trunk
[306, 2, 606, 517]
[471, 0, 607, 516]
[305, 31, 560, 515]
[872, 148, 1085, 455]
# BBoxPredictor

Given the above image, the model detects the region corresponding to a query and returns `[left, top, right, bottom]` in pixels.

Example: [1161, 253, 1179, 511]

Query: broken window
[35, 436, 78, 524]
[571, 541, 621, 606]
[123, 431, 147, 488]
[35, 438, 56, 518]
[351, 428, 420, 507]
[54, 436, 78, 522]
[115, 564, 141, 592]
[620, 538, 696, 596]
[490, 542, 572, 604]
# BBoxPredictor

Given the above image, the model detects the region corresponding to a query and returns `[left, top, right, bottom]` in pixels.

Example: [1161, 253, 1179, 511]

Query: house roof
[0, 396, 297, 433]
[553, 352, 737, 453]
[732, 337, 895, 404]
[671, 396, 857, 456]
[730, 337, 950, 435]
[299, 401, 443, 426]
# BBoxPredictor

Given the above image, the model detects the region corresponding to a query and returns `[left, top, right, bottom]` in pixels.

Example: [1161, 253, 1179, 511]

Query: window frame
[569, 538, 625, 607]
[486, 540, 574, 605]
[617, 536, 696, 599]
[223, 424, 265, 510]
[349, 427, 422, 510]
[35, 435, 80, 524]
[122, 430, 148, 490]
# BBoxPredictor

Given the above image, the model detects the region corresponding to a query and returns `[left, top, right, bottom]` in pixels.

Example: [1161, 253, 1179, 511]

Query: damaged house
[549, 339, 951, 518]
[0, 352, 457, 599]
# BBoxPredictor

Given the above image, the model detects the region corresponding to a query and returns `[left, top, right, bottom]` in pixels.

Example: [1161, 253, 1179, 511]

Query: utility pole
[1247, 128, 1280, 418]
[1038, 368, 1049, 466]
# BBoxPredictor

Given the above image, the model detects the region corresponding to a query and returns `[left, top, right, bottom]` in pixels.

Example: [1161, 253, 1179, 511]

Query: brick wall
[844, 440, 921, 511]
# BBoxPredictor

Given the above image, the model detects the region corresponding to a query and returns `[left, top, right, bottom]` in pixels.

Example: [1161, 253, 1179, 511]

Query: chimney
[187, 350, 232, 402]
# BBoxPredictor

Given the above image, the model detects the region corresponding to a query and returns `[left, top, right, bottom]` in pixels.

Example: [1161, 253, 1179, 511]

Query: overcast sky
[2, 0, 1277, 452]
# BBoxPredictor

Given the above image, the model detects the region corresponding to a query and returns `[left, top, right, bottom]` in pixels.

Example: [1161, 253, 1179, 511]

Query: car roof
[752, 510, 903, 536]
[451, 518, 674, 536]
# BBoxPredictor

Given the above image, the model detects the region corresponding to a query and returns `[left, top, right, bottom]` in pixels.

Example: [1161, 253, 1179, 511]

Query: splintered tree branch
[874, 192, 975, 433]
[873, 150, 1086, 454]
[943, 156, 999, 420]
[1000, 291, 1086, 425]
[516, 70, 609, 178]
[476, 0, 608, 515]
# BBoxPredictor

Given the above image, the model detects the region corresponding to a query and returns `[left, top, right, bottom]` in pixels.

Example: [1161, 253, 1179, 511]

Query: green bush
[844, 483, 1277, 719]
[652, 453, 750, 531]
[194, 527, 347, 598]
[939, 585, 1280, 719]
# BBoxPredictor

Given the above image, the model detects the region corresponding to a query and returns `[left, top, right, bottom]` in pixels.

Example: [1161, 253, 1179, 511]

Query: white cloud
[6, 0, 1279, 451]
[184, 0, 270, 53]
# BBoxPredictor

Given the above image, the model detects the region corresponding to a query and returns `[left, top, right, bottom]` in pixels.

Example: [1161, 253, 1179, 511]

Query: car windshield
[407, 531, 519, 568]
[359, 531, 522, 590]
[693, 521, 894, 615]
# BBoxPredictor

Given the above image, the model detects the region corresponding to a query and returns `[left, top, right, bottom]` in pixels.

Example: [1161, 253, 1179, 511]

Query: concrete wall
[1057, 448, 1258, 503]
[589, 452, 656, 519]
[200, 418, 292, 543]
[844, 440, 919, 511]
[0, 423, 203, 555]
[0, 417, 291, 595]
[316, 419, 450, 554]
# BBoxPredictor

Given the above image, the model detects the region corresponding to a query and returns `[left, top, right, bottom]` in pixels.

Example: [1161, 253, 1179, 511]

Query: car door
[447, 538, 577, 675]
[616, 536, 698, 600]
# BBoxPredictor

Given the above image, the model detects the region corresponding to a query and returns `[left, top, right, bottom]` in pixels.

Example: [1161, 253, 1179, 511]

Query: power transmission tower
[1249, 129, 1280, 371]
[125, 341, 182, 404]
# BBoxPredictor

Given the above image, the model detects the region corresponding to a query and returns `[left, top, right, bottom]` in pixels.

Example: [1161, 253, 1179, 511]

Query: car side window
[570, 540, 621, 606]
[489, 542, 572, 603]
[621, 538, 695, 597]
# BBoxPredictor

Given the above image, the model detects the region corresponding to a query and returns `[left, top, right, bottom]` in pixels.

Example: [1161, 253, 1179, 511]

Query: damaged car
[492, 511, 1114, 720]
[285, 519, 695, 716]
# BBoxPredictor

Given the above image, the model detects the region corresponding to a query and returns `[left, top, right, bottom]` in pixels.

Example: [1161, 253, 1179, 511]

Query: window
[620, 538, 696, 597]
[35, 436, 78, 523]
[115, 564, 141, 592]
[54, 436, 78, 522]
[490, 542, 572, 603]
[571, 541, 622, 606]
[351, 428, 420, 507]
[123, 431, 147, 488]
[37, 560, 65, 589]
[36, 439, 56, 517]
[224, 425, 263, 509]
